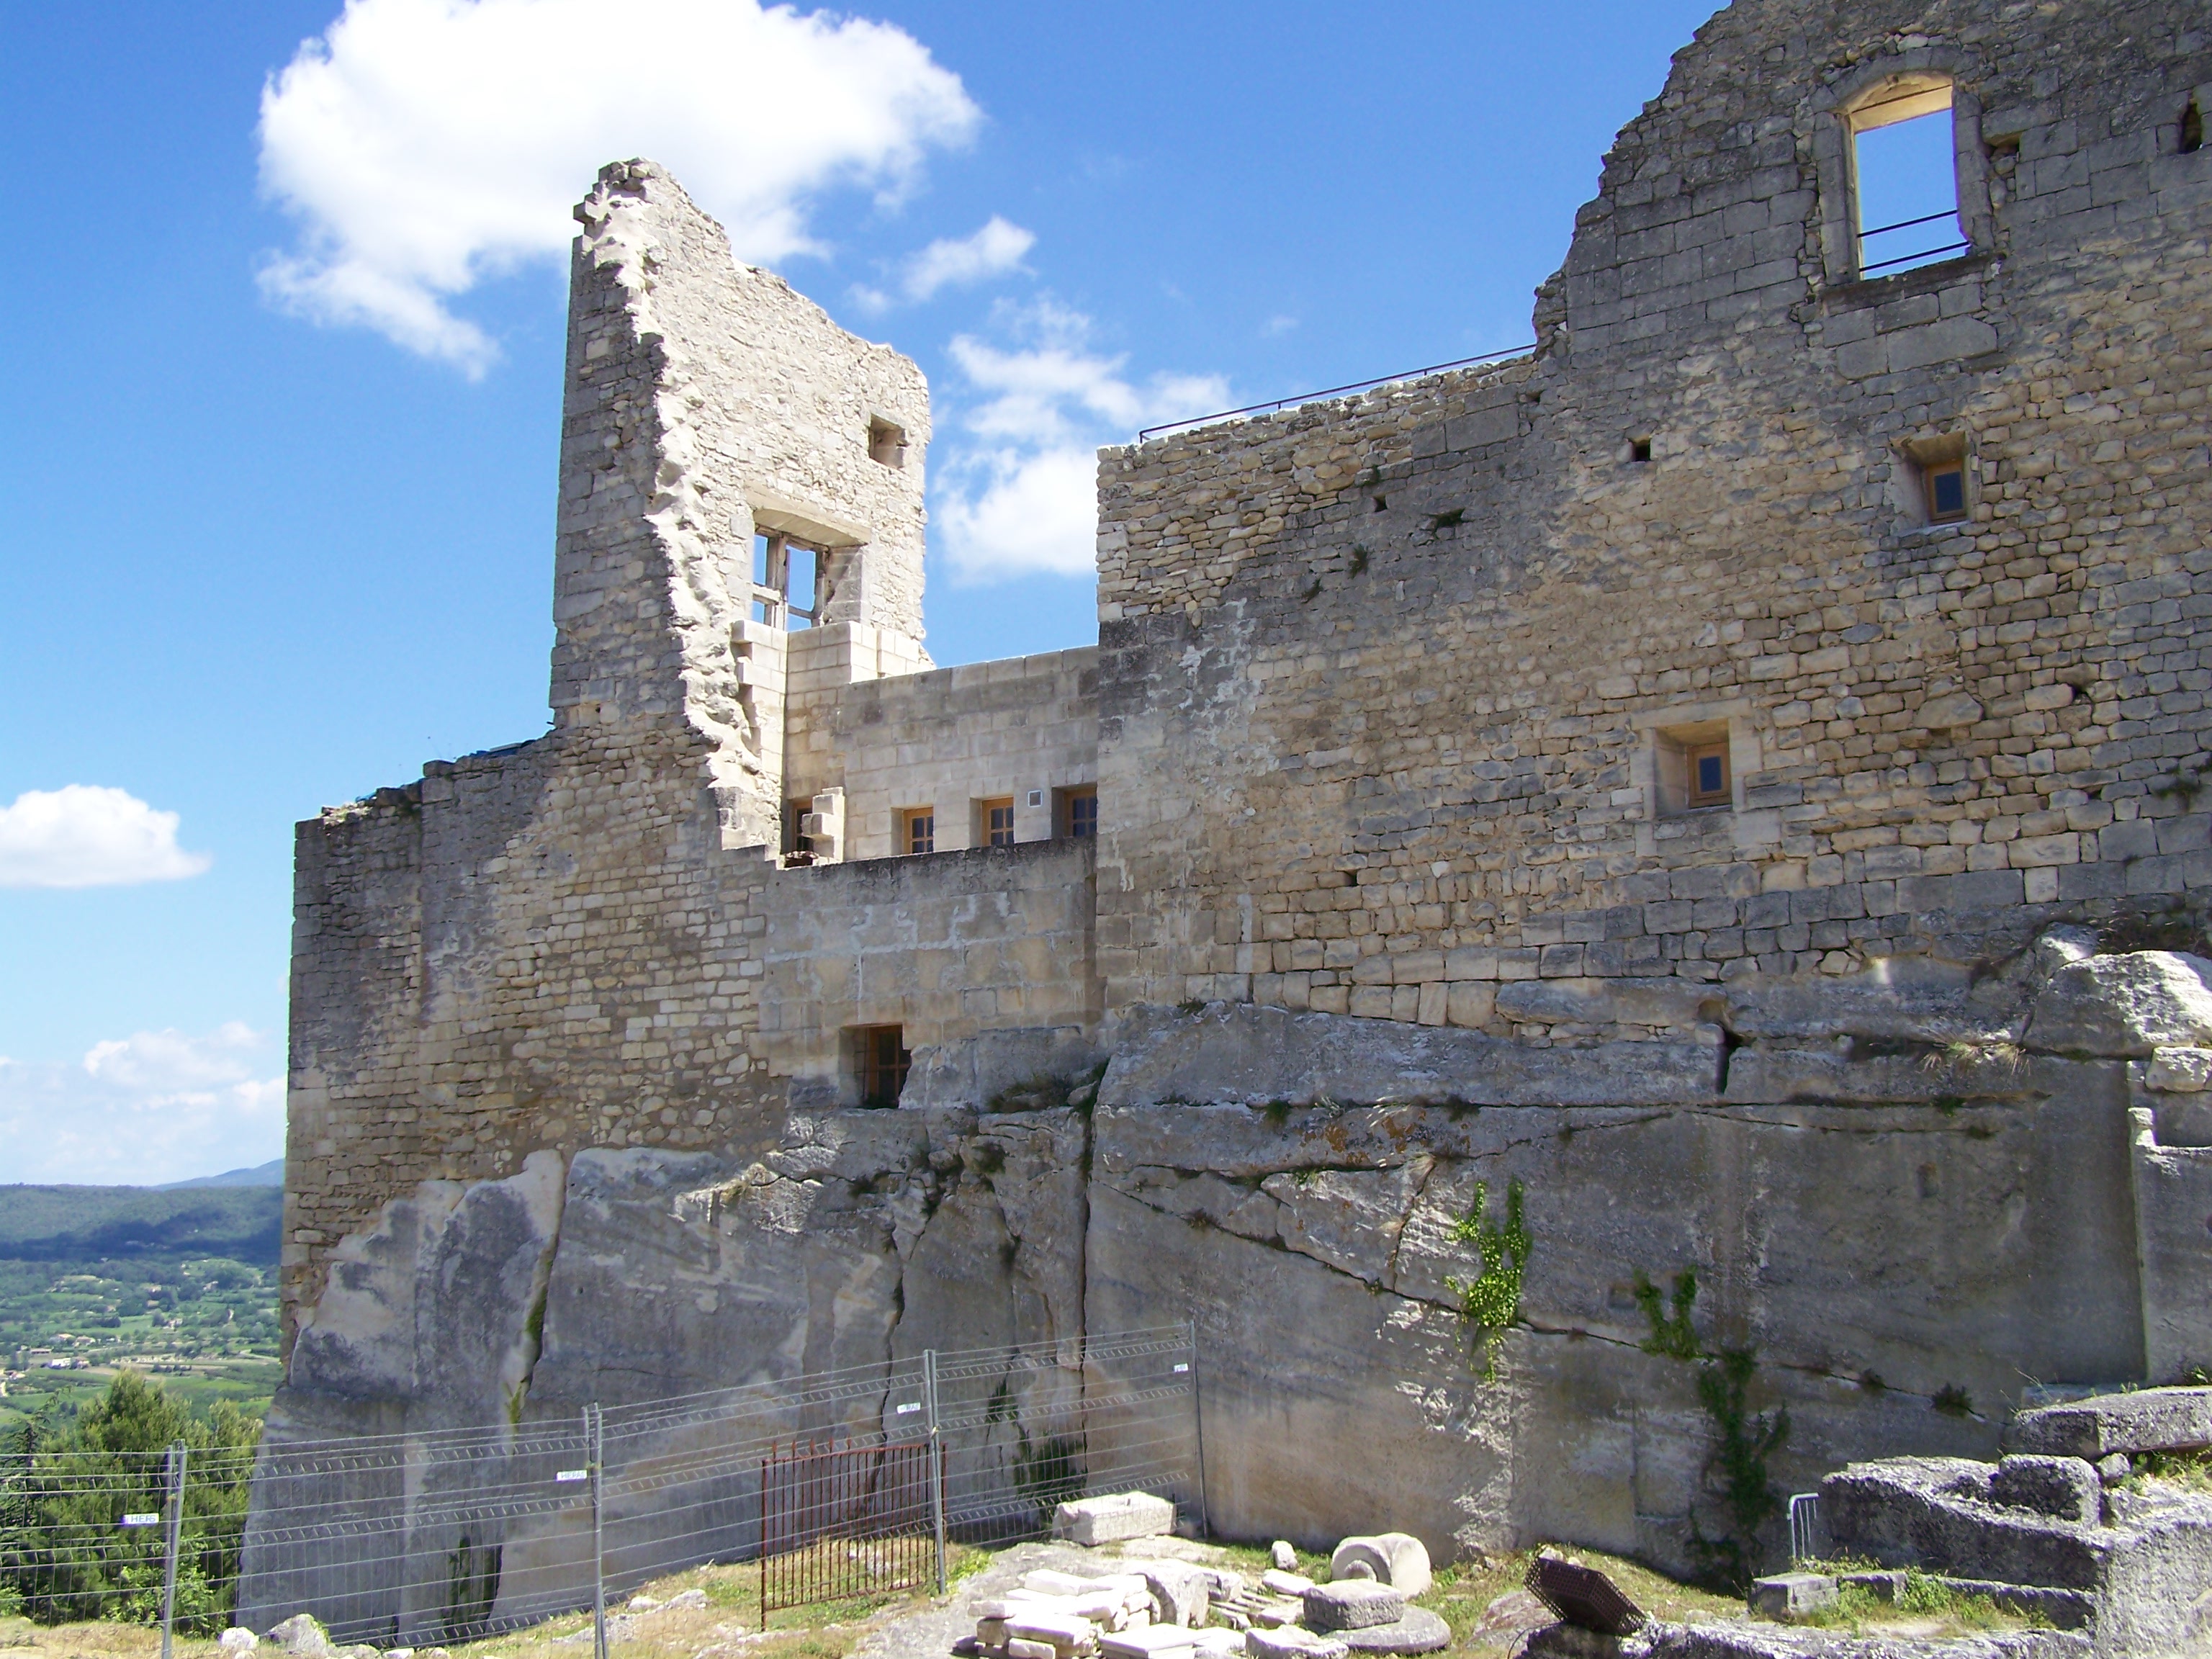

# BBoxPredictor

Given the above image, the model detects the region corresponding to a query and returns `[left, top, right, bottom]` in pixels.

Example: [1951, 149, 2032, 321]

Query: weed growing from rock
[1444, 1178, 1529, 1383]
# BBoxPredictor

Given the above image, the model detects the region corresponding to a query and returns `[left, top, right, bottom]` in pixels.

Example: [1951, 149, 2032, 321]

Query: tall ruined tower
[550, 160, 932, 848]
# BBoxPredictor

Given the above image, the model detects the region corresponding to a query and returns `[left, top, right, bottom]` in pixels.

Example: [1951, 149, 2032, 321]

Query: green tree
[0, 1372, 261, 1630]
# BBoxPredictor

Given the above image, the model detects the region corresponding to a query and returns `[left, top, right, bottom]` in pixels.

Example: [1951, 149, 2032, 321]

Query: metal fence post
[1187, 1319, 1209, 1540]
[588, 1405, 607, 1659]
[160, 1440, 186, 1659]
[923, 1351, 946, 1594]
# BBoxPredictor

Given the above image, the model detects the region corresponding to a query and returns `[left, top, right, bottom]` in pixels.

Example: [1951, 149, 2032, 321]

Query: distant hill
[161, 1159, 284, 1190]
[0, 1184, 282, 1266]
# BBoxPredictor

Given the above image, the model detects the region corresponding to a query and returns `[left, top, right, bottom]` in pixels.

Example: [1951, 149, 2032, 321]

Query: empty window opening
[783, 799, 814, 862]
[979, 796, 1015, 848]
[751, 532, 820, 629]
[855, 1025, 910, 1109]
[1628, 437, 1653, 464]
[901, 808, 935, 856]
[1058, 786, 1097, 840]
[868, 418, 907, 468]
[2183, 96, 2204, 156]
[1848, 76, 1966, 277]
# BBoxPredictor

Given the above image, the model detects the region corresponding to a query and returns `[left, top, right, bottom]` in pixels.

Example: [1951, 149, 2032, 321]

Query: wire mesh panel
[757, 1440, 936, 1619]
[935, 1324, 1201, 1543]
[9, 1326, 1202, 1641]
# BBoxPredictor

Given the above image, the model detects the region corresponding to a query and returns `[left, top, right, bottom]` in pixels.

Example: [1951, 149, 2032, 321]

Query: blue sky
[0, 0, 1717, 1184]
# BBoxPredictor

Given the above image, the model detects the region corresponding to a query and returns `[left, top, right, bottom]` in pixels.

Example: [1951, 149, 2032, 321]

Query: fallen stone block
[220, 1632, 260, 1657]
[1747, 1572, 1837, 1621]
[1328, 1534, 1431, 1599]
[1300, 1583, 1404, 1632]
[1008, 1612, 1098, 1649]
[1008, 1640, 1059, 1659]
[1242, 1628, 1346, 1659]
[1053, 1492, 1176, 1546]
[1102, 1632, 1195, 1659]
[1028, 1571, 1095, 1598]
[1473, 1591, 1549, 1636]
[1259, 1570, 1313, 1597]
[2013, 1386, 2212, 1457]
[1137, 1560, 1212, 1627]
[1334, 1609, 1449, 1656]
[264, 1617, 333, 1659]
[1270, 1542, 1297, 1572]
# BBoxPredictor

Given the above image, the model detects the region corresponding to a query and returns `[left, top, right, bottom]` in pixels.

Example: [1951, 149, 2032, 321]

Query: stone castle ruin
[258, 0, 2212, 1642]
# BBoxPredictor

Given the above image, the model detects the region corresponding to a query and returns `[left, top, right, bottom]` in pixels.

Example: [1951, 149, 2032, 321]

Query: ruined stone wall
[1094, 0, 2212, 1028]
[785, 647, 1099, 858]
[282, 165, 1018, 1350]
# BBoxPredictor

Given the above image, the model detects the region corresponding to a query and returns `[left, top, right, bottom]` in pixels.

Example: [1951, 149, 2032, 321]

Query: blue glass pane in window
[1696, 755, 1725, 795]
[1932, 468, 1965, 517]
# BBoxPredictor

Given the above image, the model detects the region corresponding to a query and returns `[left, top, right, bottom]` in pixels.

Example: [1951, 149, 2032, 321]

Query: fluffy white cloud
[853, 216, 1035, 311]
[0, 1024, 285, 1186]
[933, 302, 1227, 583]
[0, 786, 212, 890]
[257, 0, 981, 373]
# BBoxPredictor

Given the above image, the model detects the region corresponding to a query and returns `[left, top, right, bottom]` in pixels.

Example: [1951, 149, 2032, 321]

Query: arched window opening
[1848, 75, 1968, 277]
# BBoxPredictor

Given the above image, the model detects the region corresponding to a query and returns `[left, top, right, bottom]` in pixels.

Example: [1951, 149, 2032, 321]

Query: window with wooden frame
[900, 808, 935, 856]
[1923, 457, 1968, 523]
[979, 796, 1015, 848]
[854, 1025, 909, 1109]
[1057, 785, 1097, 840]
[750, 531, 821, 629]
[1686, 742, 1732, 809]
[1650, 719, 1737, 817]
[1900, 433, 1970, 527]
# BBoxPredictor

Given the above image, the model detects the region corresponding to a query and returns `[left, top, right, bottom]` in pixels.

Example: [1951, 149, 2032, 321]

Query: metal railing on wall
[2, 1324, 1203, 1658]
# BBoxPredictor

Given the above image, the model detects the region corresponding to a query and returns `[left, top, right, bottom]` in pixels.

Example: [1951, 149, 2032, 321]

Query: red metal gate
[758, 1439, 937, 1619]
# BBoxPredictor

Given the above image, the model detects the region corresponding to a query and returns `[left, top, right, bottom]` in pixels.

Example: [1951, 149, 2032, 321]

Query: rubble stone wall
[1094, 0, 2212, 1025]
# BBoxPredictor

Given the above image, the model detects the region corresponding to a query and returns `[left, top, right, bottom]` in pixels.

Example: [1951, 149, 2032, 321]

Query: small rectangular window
[868, 418, 907, 468]
[1058, 786, 1098, 840]
[1686, 742, 1731, 809]
[902, 809, 935, 856]
[1925, 459, 1967, 523]
[783, 799, 814, 861]
[855, 1025, 909, 1109]
[979, 797, 1015, 848]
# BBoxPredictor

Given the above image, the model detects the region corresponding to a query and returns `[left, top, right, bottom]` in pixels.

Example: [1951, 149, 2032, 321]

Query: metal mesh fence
[2, 1324, 1202, 1653]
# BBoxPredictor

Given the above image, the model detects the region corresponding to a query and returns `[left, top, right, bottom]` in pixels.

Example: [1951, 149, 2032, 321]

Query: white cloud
[933, 301, 1228, 583]
[0, 1025, 285, 1186]
[936, 448, 1102, 580]
[853, 216, 1035, 311]
[256, 0, 981, 374]
[0, 786, 212, 890]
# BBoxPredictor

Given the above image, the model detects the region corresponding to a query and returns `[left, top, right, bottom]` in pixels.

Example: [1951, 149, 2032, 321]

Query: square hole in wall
[868, 418, 907, 468]
[1653, 720, 1736, 816]
[1899, 432, 1971, 526]
[1056, 785, 1097, 839]
[852, 1025, 909, 1108]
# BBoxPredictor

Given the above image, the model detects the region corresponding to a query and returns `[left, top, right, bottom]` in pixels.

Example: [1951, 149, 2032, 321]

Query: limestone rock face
[2026, 953, 2212, 1058]
[284, 1150, 566, 1427]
